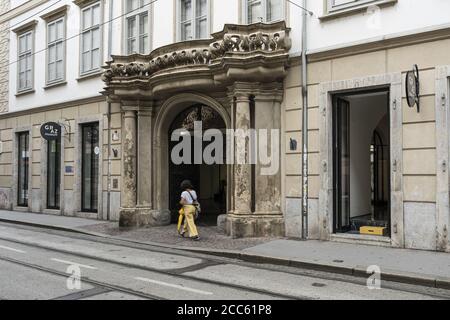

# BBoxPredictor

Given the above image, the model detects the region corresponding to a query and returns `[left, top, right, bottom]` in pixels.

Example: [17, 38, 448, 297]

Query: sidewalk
[1, 210, 450, 289]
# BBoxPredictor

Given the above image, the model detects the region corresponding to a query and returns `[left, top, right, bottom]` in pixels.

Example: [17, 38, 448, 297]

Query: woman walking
[178, 180, 200, 241]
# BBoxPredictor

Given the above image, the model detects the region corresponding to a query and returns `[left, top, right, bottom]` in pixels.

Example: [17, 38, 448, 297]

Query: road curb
[2, 217, 450, 290]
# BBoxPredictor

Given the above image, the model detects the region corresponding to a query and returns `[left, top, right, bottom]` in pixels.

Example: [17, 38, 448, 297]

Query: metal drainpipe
[106, 0, 114, 221]
[301, 0, 309, 240]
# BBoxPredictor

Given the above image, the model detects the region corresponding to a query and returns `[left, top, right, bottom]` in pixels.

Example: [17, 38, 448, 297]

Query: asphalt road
[0, 222, 449, 300]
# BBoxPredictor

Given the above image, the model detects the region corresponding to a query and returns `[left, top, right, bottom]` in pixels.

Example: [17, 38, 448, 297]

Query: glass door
[333, 98, 351, 233]
[81, 123, 99, 213]
[17, 132, 30, 207]
[47, 139, 61, 209]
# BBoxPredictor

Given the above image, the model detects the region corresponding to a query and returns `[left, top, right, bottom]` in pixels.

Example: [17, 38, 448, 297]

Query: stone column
[252, 88, 285, 236]
[226, 84, 254, 238]
[135, 107, 170, 226]
[253, 89, 283, 214]
[137, 107, 153, 208]
[119, 106, 138, 227]
[233, 92, 253, 215]
[226, 83, 285, 238]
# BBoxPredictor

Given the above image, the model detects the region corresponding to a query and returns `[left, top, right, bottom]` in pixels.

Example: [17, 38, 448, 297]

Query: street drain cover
[333, 260, 344, 263]
[312, 283, 327, 288]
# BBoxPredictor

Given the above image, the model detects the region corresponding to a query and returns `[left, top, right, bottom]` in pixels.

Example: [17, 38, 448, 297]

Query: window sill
[15, 89, 35, 97]
[77, 70, 103, 82]
[44, 81, 67, 90]
[320, 0, 397, 21]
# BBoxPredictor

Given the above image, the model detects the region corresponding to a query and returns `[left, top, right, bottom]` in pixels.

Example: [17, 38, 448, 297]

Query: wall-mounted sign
[40, 122, 61, 141]
[406, 64, 420, 113]
[65, 166, 73, 174]
[290, 138, 298, 151]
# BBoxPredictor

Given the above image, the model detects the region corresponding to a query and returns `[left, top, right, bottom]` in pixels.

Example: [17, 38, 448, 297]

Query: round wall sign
[40, 122, 61, 141]
[406, 64, 420, 112]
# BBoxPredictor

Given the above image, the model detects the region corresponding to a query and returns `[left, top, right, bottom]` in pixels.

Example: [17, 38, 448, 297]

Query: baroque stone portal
[101, 22, 291, 238]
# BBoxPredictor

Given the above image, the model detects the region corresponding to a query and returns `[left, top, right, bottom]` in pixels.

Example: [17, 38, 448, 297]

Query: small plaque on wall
[290, 138, 298, 151]
[65, 166, 74, 174]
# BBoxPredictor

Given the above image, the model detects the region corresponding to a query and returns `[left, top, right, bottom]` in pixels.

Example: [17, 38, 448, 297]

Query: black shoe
[179, 231, 186, 238]
[192, 236, 200, 241]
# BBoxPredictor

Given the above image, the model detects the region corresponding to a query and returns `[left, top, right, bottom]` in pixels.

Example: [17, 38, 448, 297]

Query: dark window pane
[82, 123, 99, 212]
[18, 132, 29, 207]
[47, 139, 61, 209]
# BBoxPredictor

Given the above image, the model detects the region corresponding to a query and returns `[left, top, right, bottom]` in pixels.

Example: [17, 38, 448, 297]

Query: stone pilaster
[119, 103, 170, 227]
[226, 83, 285, 238]
[253, 87, 283, 215]
[119, 106, 138, 227]
[233, 92, 253, 215]
[137, 107, 153, 208]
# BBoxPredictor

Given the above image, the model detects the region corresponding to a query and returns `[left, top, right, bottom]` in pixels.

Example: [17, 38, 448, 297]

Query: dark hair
[180, 180, 194, 190]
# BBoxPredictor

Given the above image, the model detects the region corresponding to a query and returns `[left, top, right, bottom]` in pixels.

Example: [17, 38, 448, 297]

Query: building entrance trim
[319, 73, 404, 247]
[153, 92, 232, 221]
[102, 22, 290, 237]
[435, 65, 450, 252]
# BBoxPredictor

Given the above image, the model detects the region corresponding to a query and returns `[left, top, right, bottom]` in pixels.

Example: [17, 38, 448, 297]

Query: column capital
[253, 90, 284, 103]
[121, 105, 139, 113]
[137, 106, 154, 118]
[227, 82, 255, 100]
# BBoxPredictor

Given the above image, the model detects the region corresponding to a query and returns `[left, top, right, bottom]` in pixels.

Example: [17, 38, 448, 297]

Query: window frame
[79, 1, 103, 77]
[16, 30, 34, 93]
[123, 0, 152, 55]
[46, 138, 62, 210]
[81, 122, 100, 213]
[176, 0, 211, 42]
[46, 16, 67, 86]
[327, 0, 374, 13]
[323, 0, 397, 17]
[17, 131, 30, 207]
[243, 0, 285, 24]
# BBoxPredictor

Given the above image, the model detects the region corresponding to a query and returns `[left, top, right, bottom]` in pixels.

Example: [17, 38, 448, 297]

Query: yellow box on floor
[360, 226, 388, 236]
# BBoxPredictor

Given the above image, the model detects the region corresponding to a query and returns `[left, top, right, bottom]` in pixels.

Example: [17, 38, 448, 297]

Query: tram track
[0, 237, 305, 300]
[1, 222, 450, 300]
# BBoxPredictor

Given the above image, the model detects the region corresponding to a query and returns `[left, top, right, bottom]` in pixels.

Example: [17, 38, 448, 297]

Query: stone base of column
[119, 208, 171, 227]
[225, 214, 285, 238]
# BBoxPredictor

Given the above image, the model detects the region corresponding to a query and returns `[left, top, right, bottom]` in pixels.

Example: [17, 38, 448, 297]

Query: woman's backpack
[187, 191, 201, 219]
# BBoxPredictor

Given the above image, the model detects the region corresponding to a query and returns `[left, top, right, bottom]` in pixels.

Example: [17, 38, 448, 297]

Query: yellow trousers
[178, 205, 198, 237]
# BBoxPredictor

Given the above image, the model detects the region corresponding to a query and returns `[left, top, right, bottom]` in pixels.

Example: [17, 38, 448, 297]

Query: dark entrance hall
[168, 105, 227, 225]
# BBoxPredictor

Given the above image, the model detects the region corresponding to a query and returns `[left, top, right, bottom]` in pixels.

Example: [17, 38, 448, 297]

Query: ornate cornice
[102, 22, 291, 100]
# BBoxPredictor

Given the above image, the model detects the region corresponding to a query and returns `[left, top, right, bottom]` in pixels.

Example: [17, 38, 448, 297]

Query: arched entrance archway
[153, 93, 232, 228]
[168, 104, 227, 225]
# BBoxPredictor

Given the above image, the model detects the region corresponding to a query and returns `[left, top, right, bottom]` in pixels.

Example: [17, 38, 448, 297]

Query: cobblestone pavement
[81, 221, 281, 251]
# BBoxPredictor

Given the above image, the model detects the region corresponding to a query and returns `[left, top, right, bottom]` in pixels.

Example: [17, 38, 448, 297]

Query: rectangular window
[327, 0, 376, 12]
[246, 0, 283, 24]
[17, 31, 33, 92]
[81, 123, 99, 213]
[178, 0, 208, 41]
[80, 2, 101, 75]
[17, 132, 30, 207]
[125, 0, 150, 54]
[47, 139, 61, 209]
[47, 17, 65, 84]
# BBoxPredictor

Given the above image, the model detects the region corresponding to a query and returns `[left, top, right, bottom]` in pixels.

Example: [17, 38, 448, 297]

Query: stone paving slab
[81, 222, 277, 251]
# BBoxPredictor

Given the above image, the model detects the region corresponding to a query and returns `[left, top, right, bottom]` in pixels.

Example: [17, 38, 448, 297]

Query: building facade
[1, 0, 450, 252]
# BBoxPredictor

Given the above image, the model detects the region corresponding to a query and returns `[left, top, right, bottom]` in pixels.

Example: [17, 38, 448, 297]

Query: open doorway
[332, 89, 391, 237]
[168, 104, 227, 226]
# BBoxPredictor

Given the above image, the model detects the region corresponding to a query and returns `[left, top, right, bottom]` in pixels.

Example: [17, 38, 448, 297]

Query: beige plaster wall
[0, 98, 120, 220]
[282, 37, 450, 246]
